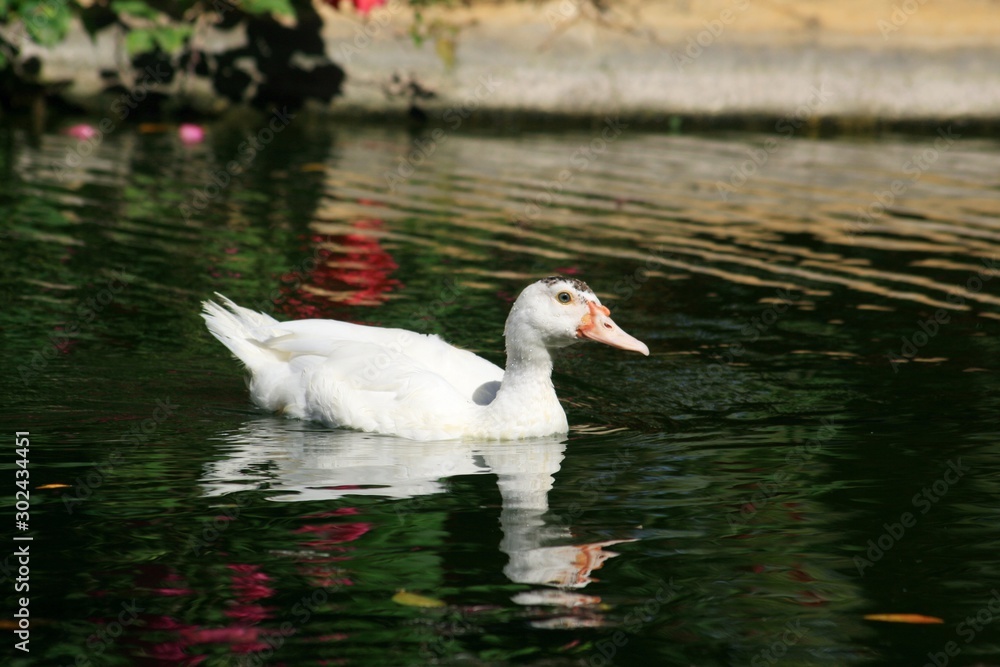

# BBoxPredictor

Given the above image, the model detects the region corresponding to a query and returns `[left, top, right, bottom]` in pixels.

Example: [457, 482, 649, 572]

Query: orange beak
[576, 302, 649, 356]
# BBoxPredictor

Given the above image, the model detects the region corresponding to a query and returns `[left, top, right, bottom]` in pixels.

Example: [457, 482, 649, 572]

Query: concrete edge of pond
[8, 0, 1000, 127]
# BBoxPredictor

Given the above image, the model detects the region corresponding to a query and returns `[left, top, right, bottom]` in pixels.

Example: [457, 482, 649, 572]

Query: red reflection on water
[293, 521, 373, 549]
[124, 563, 277, 663]
[278, 219, 400, 318]
[85, 506, 373, 664]
[292, 511, 365, 591]
[229, 563, 277, 602]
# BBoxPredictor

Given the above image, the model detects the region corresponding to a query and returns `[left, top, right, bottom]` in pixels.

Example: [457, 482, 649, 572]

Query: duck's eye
[557, 291, 572, 304]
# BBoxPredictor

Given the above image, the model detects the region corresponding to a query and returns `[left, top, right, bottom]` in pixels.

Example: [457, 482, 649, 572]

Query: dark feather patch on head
[542, 275, 594, 295]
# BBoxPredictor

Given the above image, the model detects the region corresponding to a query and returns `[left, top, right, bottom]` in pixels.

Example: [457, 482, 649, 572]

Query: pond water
[2, 114, 999, 667]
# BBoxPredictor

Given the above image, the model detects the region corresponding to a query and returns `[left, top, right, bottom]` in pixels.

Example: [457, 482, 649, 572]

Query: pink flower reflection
[178, 123, 206, 144]
[65, 124, 98, 140]
[301, 507, 360, 519]
[294, 522, 372, 546]
[278, 219, 401, 318]
[179, 625, 262, 646]
[228, 563, 277, 603]
[86, 523, 363, 663]
[224, 603, 273, 624]
[143, 634, 207, 665]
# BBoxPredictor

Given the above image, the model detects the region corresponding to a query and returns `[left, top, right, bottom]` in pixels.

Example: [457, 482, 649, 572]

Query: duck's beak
[576, 302, 650, 356]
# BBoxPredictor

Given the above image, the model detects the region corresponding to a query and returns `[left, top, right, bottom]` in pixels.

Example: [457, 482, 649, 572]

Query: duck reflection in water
[201, 418, 633, 617]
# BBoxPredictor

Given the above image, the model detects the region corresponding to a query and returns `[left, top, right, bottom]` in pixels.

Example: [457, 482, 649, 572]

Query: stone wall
[6, 0, 1000, 121]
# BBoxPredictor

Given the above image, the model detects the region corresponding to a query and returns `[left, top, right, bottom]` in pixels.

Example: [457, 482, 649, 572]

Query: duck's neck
[482, 331, 567, 438]
[502, 338, 555, 389]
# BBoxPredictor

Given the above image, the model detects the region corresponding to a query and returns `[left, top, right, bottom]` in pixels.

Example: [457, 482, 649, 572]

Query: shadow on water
[1, 115, 999, 666]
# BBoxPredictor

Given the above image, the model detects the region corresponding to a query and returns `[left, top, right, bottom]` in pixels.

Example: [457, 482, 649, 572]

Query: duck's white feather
[203, 295, 505, 439]
[203, 278, 648, 441]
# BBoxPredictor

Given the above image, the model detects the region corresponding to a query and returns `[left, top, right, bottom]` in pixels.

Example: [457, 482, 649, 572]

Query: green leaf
[125, 28, 156, 54]
[409, 11, 425, 47]
[22, 0, 73, 47]
[242, 0, 297, 18]
[152, 25, 193, 53]
[110, 1, 162, 20]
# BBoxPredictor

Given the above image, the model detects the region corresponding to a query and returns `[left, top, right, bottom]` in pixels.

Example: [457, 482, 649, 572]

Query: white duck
[202, 276, 648, 440]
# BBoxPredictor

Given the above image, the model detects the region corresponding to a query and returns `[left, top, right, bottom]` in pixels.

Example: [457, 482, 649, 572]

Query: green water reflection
[1, 116, 999, 666]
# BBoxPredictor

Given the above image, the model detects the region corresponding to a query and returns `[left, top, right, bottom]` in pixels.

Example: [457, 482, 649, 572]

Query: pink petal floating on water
[179, 123, 206, 144]
[65, 124, 98, 140]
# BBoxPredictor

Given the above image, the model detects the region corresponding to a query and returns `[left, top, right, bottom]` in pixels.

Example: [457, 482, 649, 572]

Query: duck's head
[504, 276, 649, 356]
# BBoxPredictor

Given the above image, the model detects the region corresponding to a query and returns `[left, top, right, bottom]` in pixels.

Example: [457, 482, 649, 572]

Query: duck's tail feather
[202, 294, 281, 373]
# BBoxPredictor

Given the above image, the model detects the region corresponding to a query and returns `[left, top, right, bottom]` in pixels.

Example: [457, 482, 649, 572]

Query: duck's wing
[265, 319, 504, 401]
[256, 321, 504, 439]
[204, 296, 505, 439]
[295, 339, 495, 440]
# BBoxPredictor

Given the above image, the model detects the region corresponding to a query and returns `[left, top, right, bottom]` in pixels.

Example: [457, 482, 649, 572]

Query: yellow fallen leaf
[392, 590, 445, 608]
[864, 613, 944, 624]
[300, 163, 326, 173]
[37, 484, 70, 490]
